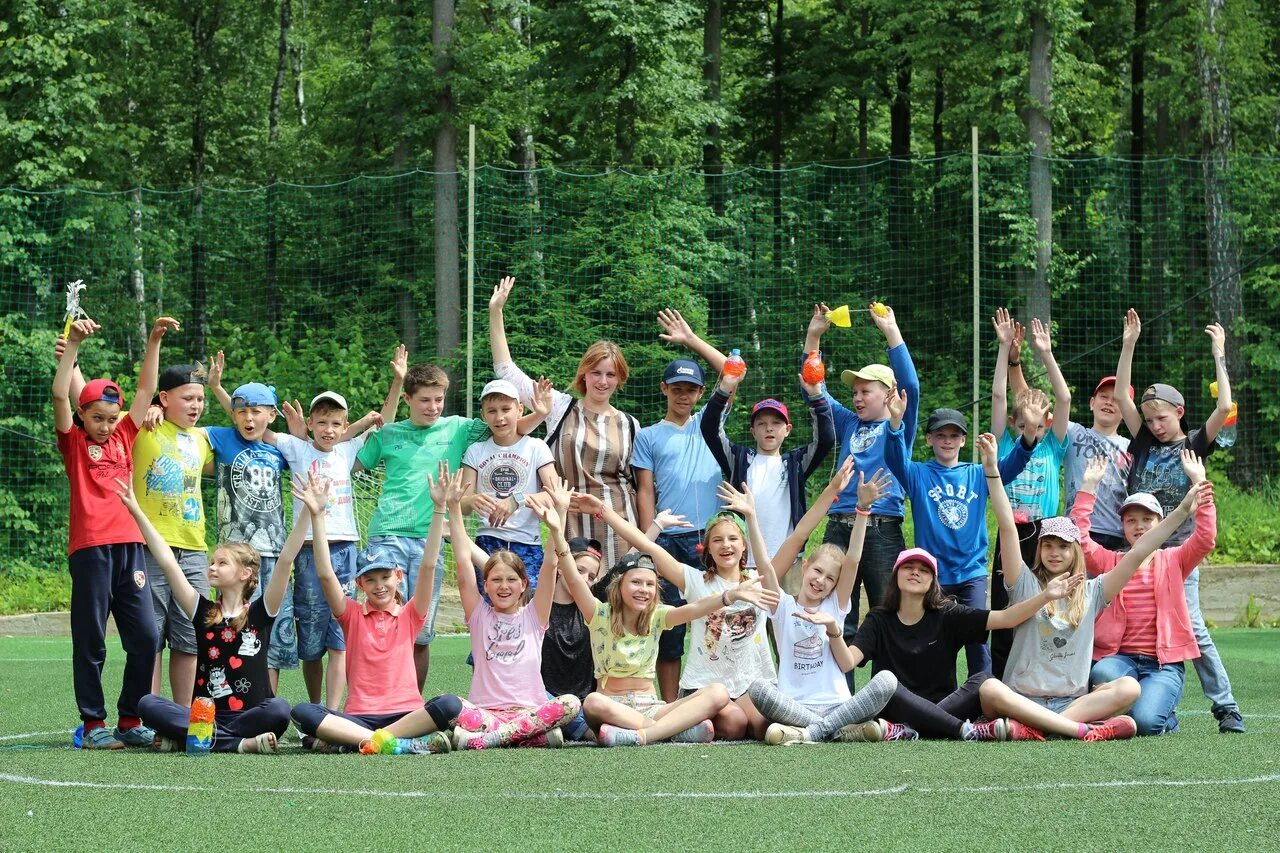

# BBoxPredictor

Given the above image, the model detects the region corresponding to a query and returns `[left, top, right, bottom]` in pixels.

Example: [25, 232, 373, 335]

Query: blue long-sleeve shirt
[884, 423, 1032, 586]
[815, 342, 920, 517]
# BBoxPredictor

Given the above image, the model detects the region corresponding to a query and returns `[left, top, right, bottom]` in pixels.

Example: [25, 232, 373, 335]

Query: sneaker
[400, 732, 452, 755]
[450, 726, 472, 752]
[82, 726, 123, 750]
[153, 735, 180, 753]
[1215, 710, 1245, 734]
[833, 720, 886, 743]
[1083, 715, 1137, 742]
[670, 720, 714, 744]
[113, 724, 156, 747]
[1005, 719, 1046, 742]
[963, 718, 1008, 742]
[1164, 712, 1179, 734]
[764, 723, 811, 746]
[543, 728, 565, 749]
[597, 724, 642, 747]
[881, 720, 919, 742]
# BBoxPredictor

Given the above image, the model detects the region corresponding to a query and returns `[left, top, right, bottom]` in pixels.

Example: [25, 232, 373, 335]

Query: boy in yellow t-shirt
[132, 363, 213, 705]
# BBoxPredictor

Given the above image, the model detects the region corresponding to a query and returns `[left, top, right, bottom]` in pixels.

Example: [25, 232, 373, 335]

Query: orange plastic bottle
[802, 350, 825, 385]
[724, 348, 747, 378]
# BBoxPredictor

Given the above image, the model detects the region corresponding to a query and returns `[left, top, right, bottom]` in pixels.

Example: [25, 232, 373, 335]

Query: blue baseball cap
[356, 546, 406, 578]
[231, 382, 278, 409]
[662, 359, 704, 387]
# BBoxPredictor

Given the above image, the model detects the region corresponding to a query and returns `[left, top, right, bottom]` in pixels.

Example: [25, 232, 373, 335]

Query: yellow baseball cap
[840, 364, 895, 388]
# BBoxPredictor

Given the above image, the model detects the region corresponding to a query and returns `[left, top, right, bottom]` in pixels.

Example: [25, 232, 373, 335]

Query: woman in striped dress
[489, 276, 640, 567]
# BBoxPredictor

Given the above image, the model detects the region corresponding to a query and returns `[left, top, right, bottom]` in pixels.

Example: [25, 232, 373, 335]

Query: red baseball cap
[750, 398, 791, 425]
[1094, 376, 1134, 398]
[79, 379, 125, 409]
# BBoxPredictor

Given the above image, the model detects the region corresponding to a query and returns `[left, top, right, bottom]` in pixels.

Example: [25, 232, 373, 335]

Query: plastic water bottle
[1208, 382, 1238, 448]
[73, 724, 84, 749]
[724, 348, 747, 378]
[186, 696, 215, 755]
[802, 350, 825, 385]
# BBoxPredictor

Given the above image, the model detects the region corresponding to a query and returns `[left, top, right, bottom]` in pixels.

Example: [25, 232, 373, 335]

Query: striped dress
[493, 360, 639, 568]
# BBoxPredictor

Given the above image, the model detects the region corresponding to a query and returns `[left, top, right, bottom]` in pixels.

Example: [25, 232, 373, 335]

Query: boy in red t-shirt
[53, 315, 178, 749]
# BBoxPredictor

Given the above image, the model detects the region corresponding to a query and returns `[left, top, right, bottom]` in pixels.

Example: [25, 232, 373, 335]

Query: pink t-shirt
[337, 598, 428, 715]
[467, 601, 548, 709]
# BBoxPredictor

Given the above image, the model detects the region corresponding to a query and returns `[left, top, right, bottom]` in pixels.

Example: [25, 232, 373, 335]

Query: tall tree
[1025, 3, 1053, 325]
[434, 0, 461, 361]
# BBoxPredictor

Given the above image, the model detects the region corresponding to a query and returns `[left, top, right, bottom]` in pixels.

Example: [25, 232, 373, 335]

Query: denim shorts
[294, 541, 356, 661]
[1027, 694, 1077, 714]
[607, 690, 665, 721]
[253, 555, 299, 670]
[363, 535, 444, 644]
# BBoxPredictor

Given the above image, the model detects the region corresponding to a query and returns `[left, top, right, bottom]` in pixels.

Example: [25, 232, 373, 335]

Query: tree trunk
[1025, 6, 1052, 326]
[433, 0, 460, 362]
[888, 30, 910, 252]
[1197, 0, 1255, 479]
[1128, 0, 1145, 293]
[771, 0, 784, 273]
[393, 2, 418, 354]
[290, 0, 306, 126]
[703, 0, 724, 216]
[932, 68, 944, 219]
[857, 8, 869, 161]
[266, 0, 291, 330]
[187, 3, 222, 362]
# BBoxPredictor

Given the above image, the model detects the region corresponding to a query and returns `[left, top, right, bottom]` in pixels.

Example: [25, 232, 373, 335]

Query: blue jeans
[1183, 567, 1239, 714]
[254, 556, 298, 670]
[293, 542, 356, 661]
[1091, 653, 1185, 736]
[363, 535, 445, 645]
[941, 576, 990, 676]
[655, 531, 699, 661]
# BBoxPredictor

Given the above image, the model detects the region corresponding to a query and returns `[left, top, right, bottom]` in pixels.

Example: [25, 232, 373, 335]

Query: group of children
[53, 281, 1242, 754]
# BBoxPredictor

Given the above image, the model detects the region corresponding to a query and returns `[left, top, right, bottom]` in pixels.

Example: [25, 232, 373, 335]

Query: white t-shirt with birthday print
[462, 435, 555, 545]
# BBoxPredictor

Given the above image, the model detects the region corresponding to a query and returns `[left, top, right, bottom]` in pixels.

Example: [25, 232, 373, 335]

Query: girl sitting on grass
[448, 473, 580, 750]
[117, 477, 295, 754]
[289, 467, 462, 755]
[736, 466, 899, 745]
[563, 486, 779, 747]
[996, 455, 1201, 739]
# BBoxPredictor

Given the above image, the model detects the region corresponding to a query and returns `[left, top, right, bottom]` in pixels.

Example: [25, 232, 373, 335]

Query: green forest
[3, 0, 1280, 574]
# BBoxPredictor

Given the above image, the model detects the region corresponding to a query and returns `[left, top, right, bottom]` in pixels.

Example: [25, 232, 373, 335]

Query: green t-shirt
[357, 416, 489, 537]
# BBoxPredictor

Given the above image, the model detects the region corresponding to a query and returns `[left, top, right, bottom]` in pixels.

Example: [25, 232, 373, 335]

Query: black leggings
[139, 694, 290, 752]
[880, 672, 991, 739]
[990, 520, 1041, 679]
[290, 694, 463, 737]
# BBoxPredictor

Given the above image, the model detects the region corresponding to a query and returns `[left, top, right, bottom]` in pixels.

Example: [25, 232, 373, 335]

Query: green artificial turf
[1, 631, 1277, 851]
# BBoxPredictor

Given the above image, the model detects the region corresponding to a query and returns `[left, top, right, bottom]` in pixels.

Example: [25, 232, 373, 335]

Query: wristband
[984, 473, 1001, 479]
[855, 507, 871, 516]
[556, 549, 570, 559]
[720, 590, 732, 607]
[593, 510, 604, 521]
[1008, 360, 1021, 367]
[826, 630, 841, 639]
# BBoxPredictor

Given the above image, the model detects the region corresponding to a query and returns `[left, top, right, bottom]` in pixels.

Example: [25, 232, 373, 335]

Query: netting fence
[4, 153, 1280, 573]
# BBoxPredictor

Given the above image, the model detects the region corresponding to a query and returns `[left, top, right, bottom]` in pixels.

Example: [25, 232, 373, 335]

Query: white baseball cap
[1120, 493, 1164, 519]
[310, 391, 349, 411]
[481, 379, 521, 402]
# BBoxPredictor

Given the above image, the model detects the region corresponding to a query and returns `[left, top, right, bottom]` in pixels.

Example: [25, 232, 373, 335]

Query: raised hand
[807, 303, 832, 338]
[1043, 571, 1084, 601]
[654, 509, 692, 531]
[886, 387, 907, 425]
[390, 343, 408, 382]
[444, 466, 469, 506]
[67, 318, 100, 344]
[569, 490, 605, 517]
[1081, 455, 1108, 492]
[856, 468, 893, 510]
[282, 399, 306, 435]
[798, 372, 823, 399]
[1179, 479, 1212, 513]
[529, 495, 564, 535]
[1029, 315, 1049, 350]
[656, 308, 698, 348]
[716, 481, 757, 518]
[150, 317, 181, 339]
[1012, 320, 1025, 354]
[542, 470, 573, 515]
[732, 577, 781, 611]
[824, 455, 855, 497]
[532, 376, 553, 418]
[991, 308, 1015, 346]
[1180, 449, 1206, 484]
[489, 275, 515, 312]
[1205, 322, 1226, 358]
[975, 432, 998, 466]
[294, 473, 332, 515]
[1122, 308, 1142, 347]
[427, 460, 452, 506]
[718, 368, 744, 394]
[868, 302, 899, 336]
[208, 350, 225, 389]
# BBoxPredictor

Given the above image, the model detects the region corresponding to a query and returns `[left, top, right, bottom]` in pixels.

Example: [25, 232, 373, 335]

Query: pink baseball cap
[750, 398, 791, 425]
[893, 548, 938, 574]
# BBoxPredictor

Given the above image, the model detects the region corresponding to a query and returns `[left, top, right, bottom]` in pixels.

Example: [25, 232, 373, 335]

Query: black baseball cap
[926, 408, 968, 434]
[158, 364, 207, 392]
[567, 537, 603, 558]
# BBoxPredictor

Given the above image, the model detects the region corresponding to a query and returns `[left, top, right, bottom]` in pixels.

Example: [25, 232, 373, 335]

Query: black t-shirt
[851, 604, 989, 703]
[194, 596, 276, 712]
[1125, 424, 1213, 546]
[541, 601, 594, 701]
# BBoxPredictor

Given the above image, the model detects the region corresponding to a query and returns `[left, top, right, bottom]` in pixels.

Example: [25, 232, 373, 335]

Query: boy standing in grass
[54, 316, 174, 748]
[1115, 309, 1244, 733]
[133, 361, 214, 704]
[633, 310, 729, 701]
[804, 302, 919, 642]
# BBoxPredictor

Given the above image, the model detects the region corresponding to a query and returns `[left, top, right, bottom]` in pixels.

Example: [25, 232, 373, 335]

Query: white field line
[0, 772, 1277, 801]
[0, 731, 69, 742]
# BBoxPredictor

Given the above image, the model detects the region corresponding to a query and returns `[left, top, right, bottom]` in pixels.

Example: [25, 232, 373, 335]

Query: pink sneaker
[963, 718, 1008, 741]
[1006, 719, 1046, 742]
[1084, 715, 1138, 742]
